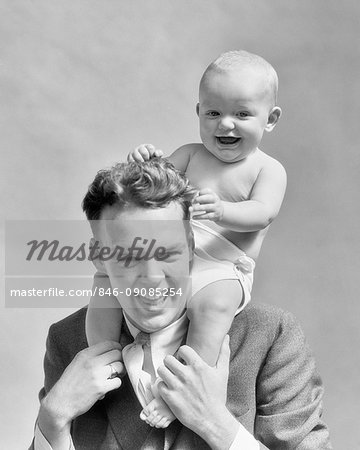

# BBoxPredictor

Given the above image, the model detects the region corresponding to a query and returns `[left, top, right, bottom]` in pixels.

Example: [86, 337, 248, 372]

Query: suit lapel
[105, 374, 155, 450]
[164, 420, 182, 450]
[104, 325, 144, 450]
[170, 426, 209, 450]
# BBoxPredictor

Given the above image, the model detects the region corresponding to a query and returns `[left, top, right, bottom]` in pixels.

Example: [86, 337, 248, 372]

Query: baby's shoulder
[178, 142, 206, 156]
[254, 150, 286, 174]
[256, 149, 284, 166]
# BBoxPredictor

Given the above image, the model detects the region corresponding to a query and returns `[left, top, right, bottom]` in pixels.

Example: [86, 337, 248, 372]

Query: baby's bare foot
[140, 396, 175, 428]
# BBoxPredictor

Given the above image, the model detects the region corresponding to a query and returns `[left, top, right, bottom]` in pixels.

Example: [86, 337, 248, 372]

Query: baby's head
[197, 50, 282, 163]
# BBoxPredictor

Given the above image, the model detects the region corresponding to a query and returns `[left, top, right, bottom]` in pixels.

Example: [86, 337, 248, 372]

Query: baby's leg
[187, 279, 243, 366]
[86, 273, 123, 346]
[139, 279, 242, 428]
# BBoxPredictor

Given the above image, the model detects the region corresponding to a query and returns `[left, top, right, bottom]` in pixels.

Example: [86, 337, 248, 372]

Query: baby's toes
[155, 417, 170, 429]
[146, 411, 162, 427]
[140, 409, 149, 421]
[141, 400, 156, 420]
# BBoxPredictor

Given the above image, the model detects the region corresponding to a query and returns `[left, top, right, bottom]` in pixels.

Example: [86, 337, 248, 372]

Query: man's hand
[190, 188, 224, 222]
[157, 336, 238, 449]
[127, 144, 164, 162]
[38, 341, 124, 447]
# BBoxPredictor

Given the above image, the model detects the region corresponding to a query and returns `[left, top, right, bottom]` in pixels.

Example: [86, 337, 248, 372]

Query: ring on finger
[107, 363, 118, 379]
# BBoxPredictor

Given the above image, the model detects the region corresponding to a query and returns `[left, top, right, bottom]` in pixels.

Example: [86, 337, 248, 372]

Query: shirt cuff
[229, 423, 260, 450]
[34, 423, 74, 450]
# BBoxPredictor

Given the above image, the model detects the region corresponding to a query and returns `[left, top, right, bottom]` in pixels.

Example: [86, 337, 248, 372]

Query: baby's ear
[265, 106, 282, 132]
[88, 237, 107, 273]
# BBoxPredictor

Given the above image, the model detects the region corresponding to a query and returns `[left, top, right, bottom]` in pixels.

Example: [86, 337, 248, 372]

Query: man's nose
[138, 259, 163, 287]
[218, 116, 235, 131]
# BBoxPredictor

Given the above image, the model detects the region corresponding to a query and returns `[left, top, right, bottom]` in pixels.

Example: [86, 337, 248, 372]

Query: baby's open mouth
[216, 137, 241, 145]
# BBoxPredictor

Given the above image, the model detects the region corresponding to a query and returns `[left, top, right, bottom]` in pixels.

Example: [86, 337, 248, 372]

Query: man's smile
[138, 294, 167, 307]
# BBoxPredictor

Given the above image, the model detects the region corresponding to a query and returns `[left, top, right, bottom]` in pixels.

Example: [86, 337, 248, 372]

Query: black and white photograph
[1, 1, 359, 448]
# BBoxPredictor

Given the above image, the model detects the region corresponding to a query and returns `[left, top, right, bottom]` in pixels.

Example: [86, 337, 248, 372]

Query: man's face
[198, 69, 274, 163]
[95, 202, 191, 333]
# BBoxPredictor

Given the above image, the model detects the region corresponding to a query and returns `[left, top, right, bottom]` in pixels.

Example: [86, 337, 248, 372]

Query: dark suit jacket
[33, 303, 332, 449]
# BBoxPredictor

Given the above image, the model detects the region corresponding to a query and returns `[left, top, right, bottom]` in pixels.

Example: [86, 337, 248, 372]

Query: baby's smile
[216, 136, 242, 145]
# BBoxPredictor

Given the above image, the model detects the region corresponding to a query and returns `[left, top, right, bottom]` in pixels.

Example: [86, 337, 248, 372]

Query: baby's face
[198, 69, 274, 163]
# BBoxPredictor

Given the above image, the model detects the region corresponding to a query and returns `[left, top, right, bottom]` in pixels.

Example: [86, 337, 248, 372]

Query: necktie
[133, 332, 181, 450]
[122, 313, 188, 412]
[122, 331, 156, 408]
[136, 331, 156, 381]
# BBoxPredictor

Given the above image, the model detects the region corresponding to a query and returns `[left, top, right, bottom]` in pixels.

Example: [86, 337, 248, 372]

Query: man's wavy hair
[82, 158, 196, 221]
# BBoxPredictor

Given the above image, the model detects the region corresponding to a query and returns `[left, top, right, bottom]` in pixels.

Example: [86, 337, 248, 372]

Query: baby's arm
[128, 144, 164, 162]
[128, 143, 195, 173]
[167, 145, 194, 173]
[192, 158, 287, 231]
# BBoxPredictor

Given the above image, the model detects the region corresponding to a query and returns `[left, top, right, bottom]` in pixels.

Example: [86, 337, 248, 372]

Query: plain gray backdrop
[1, 1, 359, 448]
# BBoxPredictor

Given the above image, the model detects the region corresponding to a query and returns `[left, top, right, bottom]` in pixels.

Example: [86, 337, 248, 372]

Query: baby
[88, 50, 287, 428]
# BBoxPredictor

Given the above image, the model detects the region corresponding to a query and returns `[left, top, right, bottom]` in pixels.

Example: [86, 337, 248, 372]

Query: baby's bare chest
[186, 152, 260, 202]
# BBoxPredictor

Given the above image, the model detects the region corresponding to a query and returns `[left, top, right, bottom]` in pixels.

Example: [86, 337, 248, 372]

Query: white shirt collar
[123, 312, 188, 372]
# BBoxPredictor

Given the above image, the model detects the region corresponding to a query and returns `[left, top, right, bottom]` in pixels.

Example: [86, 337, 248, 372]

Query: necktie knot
[135, 331, 151, 347]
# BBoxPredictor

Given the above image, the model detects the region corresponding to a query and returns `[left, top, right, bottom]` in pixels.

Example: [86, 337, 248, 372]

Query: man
[32, 159, 331, 449]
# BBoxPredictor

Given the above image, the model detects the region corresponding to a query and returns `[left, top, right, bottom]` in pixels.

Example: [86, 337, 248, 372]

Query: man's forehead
[100, 202, 184, 220]
[92, 202, 189, 246]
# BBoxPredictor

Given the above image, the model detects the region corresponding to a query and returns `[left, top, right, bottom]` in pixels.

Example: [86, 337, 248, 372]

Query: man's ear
[188, 229, 195, 259]
[184, 221, 195, 269]
[265, 106, 282, 132]
[89, 237, 107, 273]
[196, 103, 200, 117]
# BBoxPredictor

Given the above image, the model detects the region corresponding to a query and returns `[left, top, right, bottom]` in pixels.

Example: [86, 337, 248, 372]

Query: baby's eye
[237, 111, 249, 118]
[206, 111, 220, 117]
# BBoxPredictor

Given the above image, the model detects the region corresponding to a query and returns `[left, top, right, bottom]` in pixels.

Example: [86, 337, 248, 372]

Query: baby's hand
[190, 188, 224, 222]
[127, 144, 164, 162]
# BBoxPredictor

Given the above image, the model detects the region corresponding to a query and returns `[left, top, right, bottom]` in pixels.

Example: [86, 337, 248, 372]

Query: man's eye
[206, 111, 219, 117]
[161, 251, 178, 260]
[119, 255, 139, 267]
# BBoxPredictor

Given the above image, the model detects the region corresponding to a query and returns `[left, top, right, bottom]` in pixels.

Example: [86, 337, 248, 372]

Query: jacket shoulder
[230, 302, 303, 354]
[242, 302, 289, 320]
[47, 307, 88, 363]
[234, 302, 294, 332]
